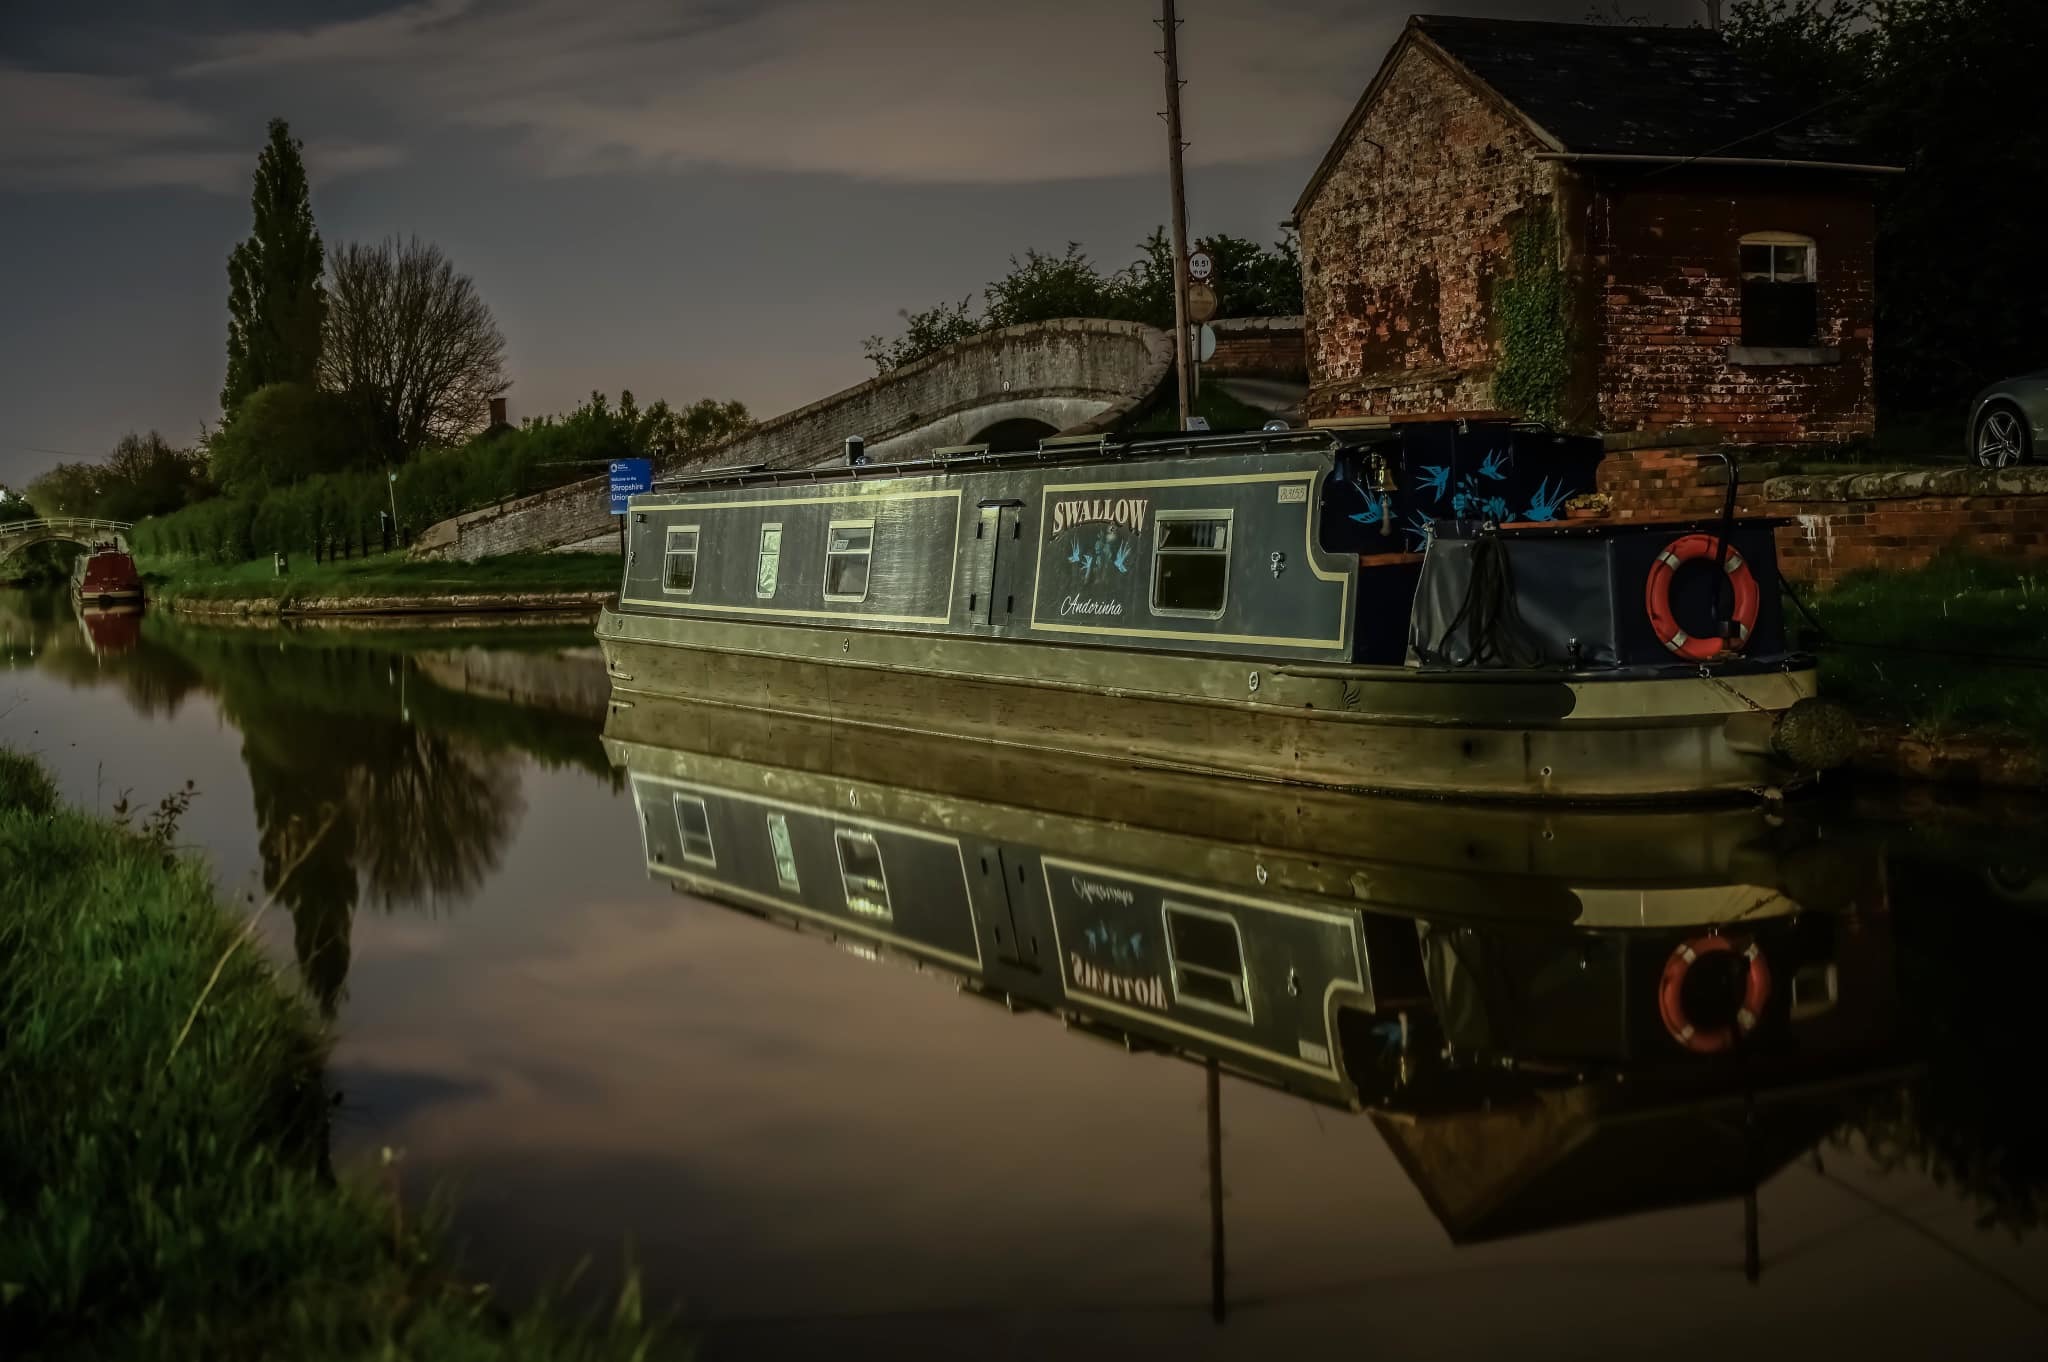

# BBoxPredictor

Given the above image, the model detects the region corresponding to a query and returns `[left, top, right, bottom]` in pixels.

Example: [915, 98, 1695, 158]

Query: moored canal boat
[598, 421, 1855, 801]
[70, 540, 144, 607]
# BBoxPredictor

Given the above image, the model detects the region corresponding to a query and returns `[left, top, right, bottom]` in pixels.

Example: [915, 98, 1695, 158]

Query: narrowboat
[604, 695, 1899, 1110]
[598, 421, 1855, 802]
[70, 541, 143, 607]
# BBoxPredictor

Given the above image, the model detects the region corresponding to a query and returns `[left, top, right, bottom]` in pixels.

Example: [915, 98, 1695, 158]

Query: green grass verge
[0, 749, 671, 1359]
[1803, 555, 2048, 744]
[149, 551, 621, 605]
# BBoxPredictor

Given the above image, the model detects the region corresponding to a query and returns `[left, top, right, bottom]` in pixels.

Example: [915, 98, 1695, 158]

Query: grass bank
[148, 550, 620, 611]
[1801, 555, 2048, 764]
[0, 747, 668, 1359]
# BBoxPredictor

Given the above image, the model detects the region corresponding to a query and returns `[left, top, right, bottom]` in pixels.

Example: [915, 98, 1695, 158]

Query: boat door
[963, 499, 1024, 627]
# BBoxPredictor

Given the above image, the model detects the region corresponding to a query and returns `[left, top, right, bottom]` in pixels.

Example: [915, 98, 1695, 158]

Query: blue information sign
[608, 458, 653, 514]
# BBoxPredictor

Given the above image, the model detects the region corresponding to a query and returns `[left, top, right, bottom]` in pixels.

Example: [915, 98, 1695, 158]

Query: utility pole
[1159, 0, 1194, 431]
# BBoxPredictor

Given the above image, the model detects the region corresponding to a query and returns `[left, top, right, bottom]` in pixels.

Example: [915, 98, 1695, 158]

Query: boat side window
[1151, 512, 1232, 618]
[1162, 901, 1251, 1020]
[756, 522, 783, 599]
[766, 812, 800, 892]
[673, 793, 715, 866]
[824, 520, 874, 603]
[663, 525, 700, 596]
[834, 828, 891, 920]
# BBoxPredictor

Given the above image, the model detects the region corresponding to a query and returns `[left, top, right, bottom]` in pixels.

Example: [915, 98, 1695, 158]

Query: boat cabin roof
[649, 428, 1401, 496]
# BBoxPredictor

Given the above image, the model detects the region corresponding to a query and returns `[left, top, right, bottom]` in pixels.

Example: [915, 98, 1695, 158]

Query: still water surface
[4, 590, 2046, 1360]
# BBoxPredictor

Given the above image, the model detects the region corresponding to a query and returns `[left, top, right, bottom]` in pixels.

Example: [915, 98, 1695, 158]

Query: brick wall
[1299, 42, 1554, 421]
[1204, 317, 1306, 379]
[1599, 448, 2048, 589]
[1589, 174, 1876, 443]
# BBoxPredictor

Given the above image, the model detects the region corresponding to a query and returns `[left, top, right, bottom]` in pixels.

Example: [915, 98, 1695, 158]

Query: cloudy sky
[0, 0, 1706, 484]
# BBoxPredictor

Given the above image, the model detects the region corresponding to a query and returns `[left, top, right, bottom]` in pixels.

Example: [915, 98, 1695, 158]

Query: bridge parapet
[413, 318, 1172, 562]
[0, 518, 134, 563]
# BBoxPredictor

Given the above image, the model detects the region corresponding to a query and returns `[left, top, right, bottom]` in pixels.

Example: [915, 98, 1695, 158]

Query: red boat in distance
[71, 541, 144, 607]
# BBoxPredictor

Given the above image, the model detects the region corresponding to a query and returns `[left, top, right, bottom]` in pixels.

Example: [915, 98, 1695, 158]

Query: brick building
[1294, 15, 1899, 443]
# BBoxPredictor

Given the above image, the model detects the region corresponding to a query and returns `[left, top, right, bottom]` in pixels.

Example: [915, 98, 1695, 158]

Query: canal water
[4, 589, 2045, 1361]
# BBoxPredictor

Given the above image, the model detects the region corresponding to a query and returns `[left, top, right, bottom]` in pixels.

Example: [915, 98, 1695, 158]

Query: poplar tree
[222, 119, 327, 417]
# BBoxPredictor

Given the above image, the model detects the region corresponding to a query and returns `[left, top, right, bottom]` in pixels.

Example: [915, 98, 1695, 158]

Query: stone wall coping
[1599, 426, 1724, 452]
[1209, 315, 1306, 335]
[1762, 466, 2048, 503]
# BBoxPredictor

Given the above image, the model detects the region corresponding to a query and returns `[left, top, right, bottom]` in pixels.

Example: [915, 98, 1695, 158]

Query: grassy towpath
[148, 550, 621, 613]
[1800, 555, 2048, 781]
[0, 746, 674, 1359]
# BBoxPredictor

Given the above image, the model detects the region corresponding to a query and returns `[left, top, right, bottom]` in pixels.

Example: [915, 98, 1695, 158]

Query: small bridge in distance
[0, 518, 133, 565]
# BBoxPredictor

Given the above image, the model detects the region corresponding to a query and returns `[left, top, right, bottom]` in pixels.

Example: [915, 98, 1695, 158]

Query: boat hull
[598, 607, 1819, 802]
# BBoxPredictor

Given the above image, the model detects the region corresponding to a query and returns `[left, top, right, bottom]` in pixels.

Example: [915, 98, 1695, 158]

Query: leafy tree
[206, 382, 371, 499]
[983, 244, 1117, 330]
[26, 433, 208, 522]
[864, 228, 1303, 373]
[0, 487, 35, 524]
[1727, 0, 2048, 413]
[862, 298, 979, 373]
[323, 236, 509, 458]
[222, 119, 326, 417]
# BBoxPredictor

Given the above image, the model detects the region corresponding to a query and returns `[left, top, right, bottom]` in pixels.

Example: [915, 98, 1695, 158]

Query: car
[1967, 369, 2048, 467]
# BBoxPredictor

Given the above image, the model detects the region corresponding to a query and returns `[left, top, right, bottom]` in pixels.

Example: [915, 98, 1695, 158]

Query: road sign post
[609, 458, 654, 556]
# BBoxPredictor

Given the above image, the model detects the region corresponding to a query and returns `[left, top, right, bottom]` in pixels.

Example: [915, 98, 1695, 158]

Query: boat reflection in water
[74, 599, 143, 660]
[604, 694, 1913, 1298]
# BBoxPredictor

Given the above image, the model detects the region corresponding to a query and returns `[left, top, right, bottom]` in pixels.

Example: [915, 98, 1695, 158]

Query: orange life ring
[1659, 935, 1771, 1054]
[1644, 533, 1761, 662]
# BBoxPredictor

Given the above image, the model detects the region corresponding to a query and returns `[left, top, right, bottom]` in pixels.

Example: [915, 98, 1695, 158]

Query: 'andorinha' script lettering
[1059, 595, 1123, 618]
[1070, 953, 1169, 1012]
[1051, 497, 1150, 537]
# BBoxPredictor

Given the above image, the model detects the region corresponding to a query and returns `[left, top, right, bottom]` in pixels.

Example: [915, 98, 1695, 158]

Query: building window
[1739, 232, 1818, 348]
[673, 793, 715, 866]
[1163, 902, 1251, 1021]
[755, 522, 782, 599]
[835, 829, 891, 919]
[766, 812, 800, 892]
[1151, 512, 1232, 617]
[824, 521, 874, 602]
[663, 526, 700, 596]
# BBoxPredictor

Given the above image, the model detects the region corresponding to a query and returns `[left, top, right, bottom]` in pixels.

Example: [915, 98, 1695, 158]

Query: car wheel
[1973, 402, 2032, 468]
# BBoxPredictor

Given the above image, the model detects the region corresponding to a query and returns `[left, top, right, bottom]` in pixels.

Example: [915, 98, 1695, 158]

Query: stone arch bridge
[0, 518, 131, 565]
[414, 318, 1174, 562]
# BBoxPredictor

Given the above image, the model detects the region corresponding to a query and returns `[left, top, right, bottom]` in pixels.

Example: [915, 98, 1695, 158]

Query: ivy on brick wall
[1493, 208, 1570, 429]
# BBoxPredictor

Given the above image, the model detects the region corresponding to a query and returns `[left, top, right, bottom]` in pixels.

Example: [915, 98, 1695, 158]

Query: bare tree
[322, 236, 508, 457]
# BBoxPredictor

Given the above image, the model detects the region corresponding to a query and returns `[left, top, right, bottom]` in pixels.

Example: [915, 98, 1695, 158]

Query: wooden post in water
[1160, 0, 1193, 431]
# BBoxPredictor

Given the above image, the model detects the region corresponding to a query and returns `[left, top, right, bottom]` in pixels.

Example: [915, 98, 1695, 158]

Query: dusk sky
[0, 0, 1706, 486]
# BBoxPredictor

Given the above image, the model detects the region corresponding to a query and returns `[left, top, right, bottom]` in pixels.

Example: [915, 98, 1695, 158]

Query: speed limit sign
[1187, 248, 1214, 282]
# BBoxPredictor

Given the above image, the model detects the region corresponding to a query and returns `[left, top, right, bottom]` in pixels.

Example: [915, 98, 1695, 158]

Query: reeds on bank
[0, 745, 670, 1360]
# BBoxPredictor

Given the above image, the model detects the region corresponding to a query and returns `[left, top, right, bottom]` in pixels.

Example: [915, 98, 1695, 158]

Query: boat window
[835, 828, 891, 919]
[1163, 901, 1250, 1020]
[673, 793, 715, 866]
[756, 522, 783, 599]
[766, 812, 800, 892]
[1151, 512, 1232, 618]
[824, 521, 874, 602]
[663, 525, 700, 596]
